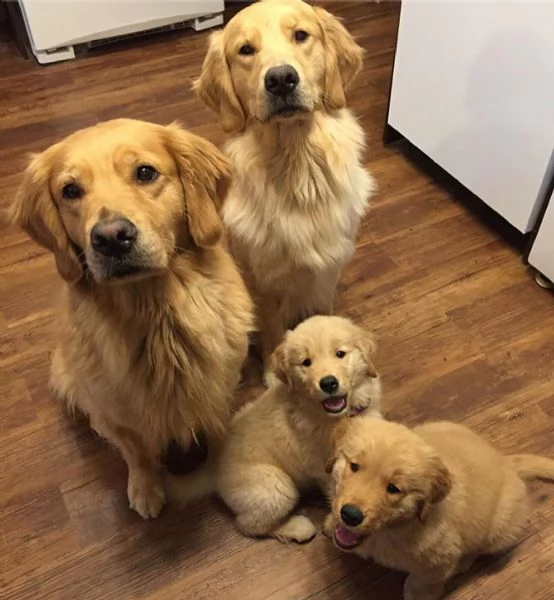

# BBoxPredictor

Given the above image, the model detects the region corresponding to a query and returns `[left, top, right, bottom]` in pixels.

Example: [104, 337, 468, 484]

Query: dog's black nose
[340, 504, 364, 527]
[264, 65, 299, 97]
[91, 218, 137, 258]
[320, 375, 339, 394]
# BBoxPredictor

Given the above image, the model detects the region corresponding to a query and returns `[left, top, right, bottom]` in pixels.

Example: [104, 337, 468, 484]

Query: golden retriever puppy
[324, 419, 554, 600]
[194, 0, 375, 382]
[168, 315, 382, 542]
[9, 119, 254, 519]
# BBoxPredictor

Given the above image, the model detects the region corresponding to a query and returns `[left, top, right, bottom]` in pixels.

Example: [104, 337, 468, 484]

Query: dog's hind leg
[222, 465, 316, 544]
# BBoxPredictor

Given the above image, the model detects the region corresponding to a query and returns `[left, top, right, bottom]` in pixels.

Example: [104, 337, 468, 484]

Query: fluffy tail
[508, 454, 554, 482]
[163, 454, 218, 505]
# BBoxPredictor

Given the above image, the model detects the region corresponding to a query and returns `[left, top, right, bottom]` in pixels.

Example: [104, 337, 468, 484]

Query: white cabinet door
[529, 193, 554, 283]
[388, 1, 554, 233]
[19, 1, 224, 54]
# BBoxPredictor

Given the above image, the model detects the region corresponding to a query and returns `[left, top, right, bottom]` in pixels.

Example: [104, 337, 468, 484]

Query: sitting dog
[168, 315, 382, 542]
[324, 418, 554, 600]
[9, 119, 254, 519]
[194, 0, 375, 382]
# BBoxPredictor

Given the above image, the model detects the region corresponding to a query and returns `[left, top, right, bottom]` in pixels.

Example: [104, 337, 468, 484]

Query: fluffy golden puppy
[324, 419, 554, 600]
[167, 315, 382, 542]
[194, 0, 375, 383]
[9, 119, 253, 519]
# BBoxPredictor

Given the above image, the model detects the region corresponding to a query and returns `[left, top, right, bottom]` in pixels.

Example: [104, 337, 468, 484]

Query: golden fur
[324, 418, 554, 600]
[9, 119, 254, 519]
[194, 0, 375, 381]
[167, 315, 382, 542]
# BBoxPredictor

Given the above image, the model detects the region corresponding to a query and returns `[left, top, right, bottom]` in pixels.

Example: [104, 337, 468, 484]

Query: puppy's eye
[336, 350, 346, 359]
[62, 183, 83, 200]
[294, 30, 309, 43]
[239, 44, 255, 56]
[350, 462, 360, 473]
[136, 165, 159, 183]
[386, 483, 401, 494]
[301, 358, 312, 367]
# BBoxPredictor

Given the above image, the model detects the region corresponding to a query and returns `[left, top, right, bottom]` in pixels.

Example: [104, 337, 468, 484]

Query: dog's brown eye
[136, 165, 159, 183]
[62, 183, 83, 200]
[387, 483, 401, 494]
[336, 350, 346, 358]
[301, 358, 312, 367]
[294, 30, 309, 43]
[350, 462, 360, 473]
[239, 43, 255, 56]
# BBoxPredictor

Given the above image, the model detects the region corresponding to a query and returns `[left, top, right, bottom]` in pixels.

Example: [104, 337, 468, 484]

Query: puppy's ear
[164, 123, 232, 248]
[354, 332, 378, 378]
[193, 31, 246, 133]
[325, 419, 350, 474]
[269, 336, 292, 387]
[9, 150, 83, 283]
[417, 454, 453, 523]
[315, 6, 364, 111]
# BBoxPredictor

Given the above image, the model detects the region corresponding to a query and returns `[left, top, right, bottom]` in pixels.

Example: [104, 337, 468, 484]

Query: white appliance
[17, 0, 224, 64]
[386, 1, 554, 234]
[529, 190, 554, 285]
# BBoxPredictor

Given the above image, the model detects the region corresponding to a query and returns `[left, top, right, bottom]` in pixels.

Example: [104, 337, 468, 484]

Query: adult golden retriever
[168, 315, 382, 542]
[194, 0, 375, 383]
[324, 419, 554, 600]
[9, 119, 253, 519]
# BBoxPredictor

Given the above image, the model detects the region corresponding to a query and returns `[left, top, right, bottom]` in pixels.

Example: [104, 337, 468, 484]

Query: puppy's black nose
[91, 218, 137, 258]
[340, 504, 364, 527]
[320, 375, 339, 394]
[264, 65, 299, 97]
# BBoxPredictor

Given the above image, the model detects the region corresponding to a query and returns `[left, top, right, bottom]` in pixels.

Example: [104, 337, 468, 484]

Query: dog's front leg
[92, 417, 166, 519]
[403, 568, 452, 600]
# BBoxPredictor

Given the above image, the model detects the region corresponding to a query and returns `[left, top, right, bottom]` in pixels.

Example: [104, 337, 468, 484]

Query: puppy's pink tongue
[323, 396, 347, 413]
[334, 523, 360, 548]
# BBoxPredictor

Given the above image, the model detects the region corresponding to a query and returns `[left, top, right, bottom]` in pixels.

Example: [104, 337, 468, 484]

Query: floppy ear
[164, 123, 232, 248]
[417, 454, 453, 523]
[9, 150, 83, 283]
[354, 332, 379, 378]
[193, 31, 246, 133]
[325, 419, 350, 474]
[314, 6, 364, 111]
[269, 336, 291, 388]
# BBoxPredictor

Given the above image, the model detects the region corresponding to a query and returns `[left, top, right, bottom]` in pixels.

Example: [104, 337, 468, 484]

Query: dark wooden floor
[1, 3, 553, 599]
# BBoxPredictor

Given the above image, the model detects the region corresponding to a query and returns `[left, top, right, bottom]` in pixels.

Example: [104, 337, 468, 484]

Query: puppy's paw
[128, 471, 166, 519]
[274, 515, 317, 544]
[403, 576, 443, 600]
[403, 579, 416, 600]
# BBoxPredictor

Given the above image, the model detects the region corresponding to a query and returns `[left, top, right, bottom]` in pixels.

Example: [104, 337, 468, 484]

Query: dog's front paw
[403, 575, 444, 600]
[403, 579, 416, 600]
[128, 471, 166, 519]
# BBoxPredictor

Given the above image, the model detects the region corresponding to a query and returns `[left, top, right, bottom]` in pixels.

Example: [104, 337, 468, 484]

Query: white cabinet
[387, 1, 554, 233]
[529, 192, 554, 283]
[18, 0, 224, 64]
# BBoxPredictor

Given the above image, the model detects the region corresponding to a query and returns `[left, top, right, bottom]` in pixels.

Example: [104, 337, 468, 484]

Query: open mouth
[322, 395, 348, 414]
[333, 523, 364, 550]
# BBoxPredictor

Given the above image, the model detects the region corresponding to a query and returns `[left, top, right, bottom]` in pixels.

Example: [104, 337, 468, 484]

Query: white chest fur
[222, 110, 374, 287]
